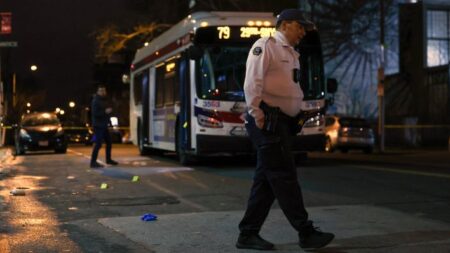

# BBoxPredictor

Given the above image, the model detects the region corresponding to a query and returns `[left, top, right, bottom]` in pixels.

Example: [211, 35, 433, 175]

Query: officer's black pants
[239, 113, 309, 235]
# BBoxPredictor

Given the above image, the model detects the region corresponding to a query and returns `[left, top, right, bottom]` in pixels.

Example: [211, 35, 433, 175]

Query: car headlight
[20, 129, 31, 139]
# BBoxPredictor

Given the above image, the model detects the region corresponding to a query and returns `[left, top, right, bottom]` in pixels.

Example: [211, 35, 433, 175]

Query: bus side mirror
[327, 78, 338, 94]
[188, 46, 203, 60]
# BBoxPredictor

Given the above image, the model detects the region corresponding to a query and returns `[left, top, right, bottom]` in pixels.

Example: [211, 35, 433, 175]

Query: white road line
[68, 149, 205, 210]
[67, 149, 106, 165]
[348, 164, 450, 179]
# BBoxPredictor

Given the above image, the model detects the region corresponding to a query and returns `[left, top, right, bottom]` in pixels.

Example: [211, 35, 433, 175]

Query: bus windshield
[195, 30, 325, 102]
[196, 46, 249, 101]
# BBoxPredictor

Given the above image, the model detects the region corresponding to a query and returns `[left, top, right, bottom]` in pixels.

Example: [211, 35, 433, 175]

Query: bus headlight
[197, 114, 223, 128]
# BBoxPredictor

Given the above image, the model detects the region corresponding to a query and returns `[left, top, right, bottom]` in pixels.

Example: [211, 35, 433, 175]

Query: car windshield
[339, 118, 370, 128]
[195, 46, 248, 101]
[21, 113, 60, 127]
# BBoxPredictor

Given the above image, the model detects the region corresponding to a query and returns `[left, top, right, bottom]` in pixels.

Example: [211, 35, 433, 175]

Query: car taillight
[338, 127, 349, 137]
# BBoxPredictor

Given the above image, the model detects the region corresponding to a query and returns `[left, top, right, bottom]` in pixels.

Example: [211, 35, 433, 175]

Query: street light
[69, 101, 75, 108]
[30, 65, 38, 71]
[26, 102, 31, 108]
[55, 107, 61, 113]
[60, 110, 65, 115]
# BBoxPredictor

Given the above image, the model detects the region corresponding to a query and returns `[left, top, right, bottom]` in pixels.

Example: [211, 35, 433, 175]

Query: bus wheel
[138, 122, 149, 155]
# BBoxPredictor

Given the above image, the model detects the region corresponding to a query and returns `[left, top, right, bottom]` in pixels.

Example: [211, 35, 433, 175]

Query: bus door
[142, 69, 151, 145]
[134, 69, 150, 147]
[178, 53, 191, 152]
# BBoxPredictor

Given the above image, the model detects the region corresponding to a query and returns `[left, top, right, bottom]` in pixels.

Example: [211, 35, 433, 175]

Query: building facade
[386, 0, 450, 146]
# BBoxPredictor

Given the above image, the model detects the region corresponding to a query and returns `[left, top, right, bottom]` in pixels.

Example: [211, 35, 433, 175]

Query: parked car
[14, 112, 67, 155]
[65, 126, 93, 145]
[324, 115, 375, 153]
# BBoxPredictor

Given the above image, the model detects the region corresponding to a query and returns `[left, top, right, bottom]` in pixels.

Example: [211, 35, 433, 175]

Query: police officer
[236, 9, 334, 250]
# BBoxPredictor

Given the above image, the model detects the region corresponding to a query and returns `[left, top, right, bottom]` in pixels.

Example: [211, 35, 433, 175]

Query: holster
[259, 101, 280, 133]
[293, 109, 322, 134]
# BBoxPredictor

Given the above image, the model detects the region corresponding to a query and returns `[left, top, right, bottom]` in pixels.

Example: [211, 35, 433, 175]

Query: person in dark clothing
[236, 9, 334, 250]
[90, 85, 118, 168]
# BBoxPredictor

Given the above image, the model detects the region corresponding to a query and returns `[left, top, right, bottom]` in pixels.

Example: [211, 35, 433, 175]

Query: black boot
[90, 162, 104, 168]
[236, 233, 274, 250]
[299, 221, 334, 249]
[106, 159, 118, 165]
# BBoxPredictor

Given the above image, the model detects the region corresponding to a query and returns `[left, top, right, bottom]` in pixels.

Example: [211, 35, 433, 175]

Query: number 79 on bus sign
[217, 26, 230, 40]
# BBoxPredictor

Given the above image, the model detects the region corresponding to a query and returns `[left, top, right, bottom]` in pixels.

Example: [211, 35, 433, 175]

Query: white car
[324, 115, 375, 153]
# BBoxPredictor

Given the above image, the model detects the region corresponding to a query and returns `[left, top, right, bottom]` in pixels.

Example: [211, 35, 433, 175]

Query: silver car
[324, 115, 375, 153]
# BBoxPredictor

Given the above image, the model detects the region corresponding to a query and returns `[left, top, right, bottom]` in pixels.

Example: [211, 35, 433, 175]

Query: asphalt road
[0, 144, 449, 252]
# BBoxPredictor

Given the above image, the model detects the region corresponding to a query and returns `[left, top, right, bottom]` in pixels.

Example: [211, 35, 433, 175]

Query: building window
[427, 10, 450, 67]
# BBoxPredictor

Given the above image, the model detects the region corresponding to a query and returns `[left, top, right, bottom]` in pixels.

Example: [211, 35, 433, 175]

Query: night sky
[0, 0, 136, 111]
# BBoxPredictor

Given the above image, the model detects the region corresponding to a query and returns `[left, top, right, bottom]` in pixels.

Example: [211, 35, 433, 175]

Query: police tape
[1, 124, 448, 130]
[0, 125, 130, 130]
[385, 125, 450, 129]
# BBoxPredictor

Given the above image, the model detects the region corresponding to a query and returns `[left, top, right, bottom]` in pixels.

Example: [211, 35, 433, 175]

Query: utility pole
[378, 0, 386, 153]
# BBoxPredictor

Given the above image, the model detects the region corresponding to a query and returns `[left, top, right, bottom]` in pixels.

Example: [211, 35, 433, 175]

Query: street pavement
[82, 146, 450, 252]
[99, 205, 450, 253]
[0, 148, 450, 253]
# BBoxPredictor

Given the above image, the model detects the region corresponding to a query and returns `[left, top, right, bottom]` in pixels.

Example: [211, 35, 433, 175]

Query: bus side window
[164, 60, 177, 106]
[155, 64, 165, 108]
[174, 59, 180, 104]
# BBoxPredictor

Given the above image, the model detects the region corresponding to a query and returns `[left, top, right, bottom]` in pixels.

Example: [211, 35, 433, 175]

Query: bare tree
[93, 23, 171, 63]
[302, 0, 399, 118]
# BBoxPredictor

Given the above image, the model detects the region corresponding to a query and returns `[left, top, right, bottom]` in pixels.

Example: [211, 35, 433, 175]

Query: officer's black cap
[276, 9, 314, 28]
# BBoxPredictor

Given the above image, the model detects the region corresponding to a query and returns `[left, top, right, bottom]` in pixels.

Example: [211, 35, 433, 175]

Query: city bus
[130, 11, 335, 164]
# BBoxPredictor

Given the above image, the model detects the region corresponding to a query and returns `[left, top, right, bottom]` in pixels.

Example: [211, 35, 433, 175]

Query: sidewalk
[98, 205, 450, 253]
[0, 147, 11, 163]
[0, 147, 14, 171]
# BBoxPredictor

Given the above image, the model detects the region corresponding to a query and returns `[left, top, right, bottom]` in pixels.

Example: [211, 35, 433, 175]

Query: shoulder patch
[253, 47, 262, 56]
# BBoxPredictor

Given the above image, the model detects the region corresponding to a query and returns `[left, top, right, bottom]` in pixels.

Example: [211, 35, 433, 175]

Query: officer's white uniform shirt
[244, 31, 304, 122]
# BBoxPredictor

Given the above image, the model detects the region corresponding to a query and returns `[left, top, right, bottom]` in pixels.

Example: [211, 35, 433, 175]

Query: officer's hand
[255, 118, 264, 129]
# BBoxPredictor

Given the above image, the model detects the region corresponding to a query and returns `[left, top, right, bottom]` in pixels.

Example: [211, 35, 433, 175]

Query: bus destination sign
[194, 26, 276, 45]
[217, 26, 275, 39]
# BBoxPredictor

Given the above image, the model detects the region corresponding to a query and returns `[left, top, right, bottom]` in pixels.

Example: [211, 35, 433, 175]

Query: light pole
[378, 0, 386, 153]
